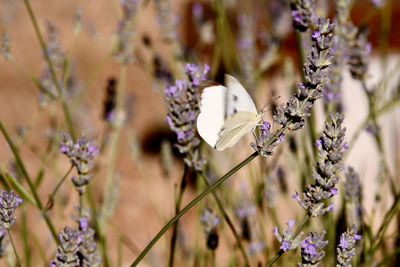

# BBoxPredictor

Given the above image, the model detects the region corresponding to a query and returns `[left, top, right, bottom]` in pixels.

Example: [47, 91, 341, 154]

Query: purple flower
[314, 137, 323, 149]
[278, 133, 286, 142]
[312, 30, 321, 39]
[272, 219, 302, 252]
[261, 121, 271, 132]
[280, 240, 290, 251]
[330, 187, 338, 195]
[337, 225, 362, 266]
[299, 231, 328, 265]
[301, 239, 317, 255]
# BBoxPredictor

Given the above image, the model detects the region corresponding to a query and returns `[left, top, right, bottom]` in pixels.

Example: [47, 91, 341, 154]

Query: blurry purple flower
[272, 219, 303, 252]
[337, 225, 362, 266]
[249, 240, 266, 255]
[298, 231, 328, 266]
[330, 188, 338, 195]
[0, 190, 22, 229]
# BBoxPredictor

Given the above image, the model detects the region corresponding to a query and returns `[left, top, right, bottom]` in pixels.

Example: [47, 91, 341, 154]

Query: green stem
[0, 121, 59, 244]
[198, 172, 251, 267]
[168, 165, 189, 267]
[266, 214, 310, 267]
[45, 165, 74, 211]
[370, 194, 400, 258]
[130, 152, 259, 266]
[8, 229, 22, 267]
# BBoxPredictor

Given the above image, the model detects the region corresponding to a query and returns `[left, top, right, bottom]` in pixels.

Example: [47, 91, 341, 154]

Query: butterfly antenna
[261, 92, 280, 113]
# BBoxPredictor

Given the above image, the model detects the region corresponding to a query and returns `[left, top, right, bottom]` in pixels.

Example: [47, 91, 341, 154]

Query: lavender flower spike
[298, 231, 328, 266]
[0, 190, 22, 229]
[294, 113, 346, 216]
[164, 63, 209, 170]
[49, 227, 82, 266]
[337, 225, 362, 267]
[290, 0, 315, 32]
[200, 209, 220, 250]
[60, 133, 99, 194]
[272, 219, 303, 252]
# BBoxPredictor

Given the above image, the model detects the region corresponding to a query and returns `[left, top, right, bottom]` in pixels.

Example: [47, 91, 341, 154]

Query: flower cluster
[49, 227, 82, 266]
[113, 0, 138, 64]
[1, 32, 10, 60]
[0, 190, 22, 229]
[251, 121, 284, 159]
[298, 231, 328, 266]
[237, 13, 256, 86]
[154, 0, 178, 43]
[50, 210, 101, 266]
[274, 17, 335, 131]
[336, 224, 362, 266]
[39, 22, 66, 103]
[235, 199, 256, 241]
[290, 0, 315, 32]
[200, 209, 220, 250]
[293, 113, 346, 216]
[164, 63, 209, 170]
[103, 77, 117, 123]
[324, 0, 352, 112]
[272, 219, 303, 252]
[344, 167, 363, 226]
[346, 29, 371, 81]
[60, 133, 99, 194]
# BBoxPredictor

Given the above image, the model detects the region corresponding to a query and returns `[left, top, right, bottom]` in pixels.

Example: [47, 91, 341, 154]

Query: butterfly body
[197, 74, 263, 151]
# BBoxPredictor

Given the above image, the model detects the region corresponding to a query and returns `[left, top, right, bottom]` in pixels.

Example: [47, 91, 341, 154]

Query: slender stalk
[99, 64, 127, 233]
[22, 0, 76, 140]
[45, 165, 74, 211]
[370, 194, 400, 258]
[266, 214, 310, 267]
[0, 120, 59, 243]
[198, 172, 251, 267]
[168, 165, 189, 267]
[131, 152, 259, 266]
[8, 229, 22, 267]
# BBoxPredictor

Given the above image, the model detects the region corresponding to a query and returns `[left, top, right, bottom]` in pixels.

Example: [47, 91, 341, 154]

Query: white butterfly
[197, 74, 264, 151]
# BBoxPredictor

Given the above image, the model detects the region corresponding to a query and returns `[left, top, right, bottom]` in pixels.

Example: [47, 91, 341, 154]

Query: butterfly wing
[225, 74, 257, 116]
[197, 85, 227, 148]
[215, 111, 259, 151]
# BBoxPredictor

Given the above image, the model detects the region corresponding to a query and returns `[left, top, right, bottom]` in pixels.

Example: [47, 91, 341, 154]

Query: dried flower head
[251, 121, 281, 159]
[347, 29, 371, 80]
[291, 0, 315, 32]
[60, 133, 99, 194]
[0, 190, 22, 229]
[1, 32, 10, 60]
[272, 219, 303, 252]
[298, 231, 328, 266]
[50, 227, 82, 266]
[293, 113, 346, 216]
[39, 22, 66, 103]
[164, 63, 209, 170]
[113, 0, 138, 64]
[344, 167, 363, 226]
[337, 224, 362, 266]
[154, 0, 178, 42]
[200, 209, 220, 250]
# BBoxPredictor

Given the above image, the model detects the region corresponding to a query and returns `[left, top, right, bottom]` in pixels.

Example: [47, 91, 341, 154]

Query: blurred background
[0, 0, 399, 266]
